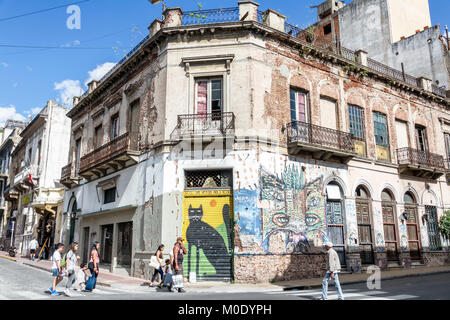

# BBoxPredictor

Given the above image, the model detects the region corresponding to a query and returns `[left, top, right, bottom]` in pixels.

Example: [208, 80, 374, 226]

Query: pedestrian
[74, 263, 89, 291]
[321, 241, 344, 300]
[29, 238, 39, 261]
[172, 237, 187, 293]
[162, 259, 174, 292]
[64, 242, 80, 297]
[49, 243, 65, 296]
[88, 241, 101, 291]
[150, 244, 165, 288]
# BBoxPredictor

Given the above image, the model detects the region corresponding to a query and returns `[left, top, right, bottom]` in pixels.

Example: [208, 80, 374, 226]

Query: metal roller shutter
[182, 190, 233, 282]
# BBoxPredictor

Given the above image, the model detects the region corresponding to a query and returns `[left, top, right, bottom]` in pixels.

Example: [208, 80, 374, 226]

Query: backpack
[60, 252, 68, 268]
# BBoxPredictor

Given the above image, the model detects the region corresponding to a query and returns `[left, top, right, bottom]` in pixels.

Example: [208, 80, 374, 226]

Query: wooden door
[382, 204, 398, 261]
[405, 205, 421, 260]
[356, 201, 374, 264]
[326, 201, 346, 266]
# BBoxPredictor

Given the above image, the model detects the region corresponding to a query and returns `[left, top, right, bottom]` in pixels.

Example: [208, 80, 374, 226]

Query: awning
[326, 185, 342, 200]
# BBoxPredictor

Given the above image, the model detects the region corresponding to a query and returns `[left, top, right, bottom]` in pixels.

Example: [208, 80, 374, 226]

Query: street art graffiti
[258, 163, 329, 254]
[234, 188, 261, 248]
[376, 232, 384, 247]
[182, 191, 233, 280]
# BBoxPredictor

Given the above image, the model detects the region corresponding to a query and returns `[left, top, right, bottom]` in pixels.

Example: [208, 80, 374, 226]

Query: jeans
[151, 267, 164, 282]
[65, 270, 76, 289]
[322, 272, 344, 300]
[88, 264, 99, 289]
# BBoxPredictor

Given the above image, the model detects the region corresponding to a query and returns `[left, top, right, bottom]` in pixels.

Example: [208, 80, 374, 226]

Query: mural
[234, 188, 261, 247]
[258, 162, 329, 254]
[182, 191, 232, 280]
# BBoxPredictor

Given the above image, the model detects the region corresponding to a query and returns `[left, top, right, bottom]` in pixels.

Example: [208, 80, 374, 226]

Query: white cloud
[0, 106, 27, 126]
[85, 62, 116, 86]
[26, 66, 33, 72]
[60, 39, 81, 48]
[54, 79, 83, 107]
[25, 107, 42, 116]
[53, 62, 116, 108]
[1, 62, 8, 68]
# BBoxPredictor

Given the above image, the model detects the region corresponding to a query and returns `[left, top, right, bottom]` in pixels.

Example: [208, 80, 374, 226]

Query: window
[373, 112, 388, 147]
[445, 133, 450, 159]
[27, 148, 32, 165]
[415, 126, 428, 152]
[75, 138, 81, 174]
[104, 187, 116, 204]
[324, 23, 332, 35]
[426, 206, 442, 251]
[320, 97, 337, 130]
[37, 140, 42, 166]
[290, 89, 308, 123]
[195, 78, 223, 115]
[348, 105, 365, 140]
[129, 100, 140, 133]
[110, 114, 119, 140]
[94, 125, 103, 149]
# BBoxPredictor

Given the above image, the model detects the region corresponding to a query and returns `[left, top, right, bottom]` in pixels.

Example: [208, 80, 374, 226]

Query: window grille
[348, 105, 364, 140]
[373, 112, 388, 147]
[185, 170, 232, 189]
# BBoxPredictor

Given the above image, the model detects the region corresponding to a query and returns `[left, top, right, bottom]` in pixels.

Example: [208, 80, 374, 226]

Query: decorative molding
[91, 107, 105, 120]
[104, 91, 123, 109]
[182, 54, 235, 76]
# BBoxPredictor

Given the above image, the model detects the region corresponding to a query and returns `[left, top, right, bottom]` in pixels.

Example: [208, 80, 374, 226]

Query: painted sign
[21, 193, 32, 206]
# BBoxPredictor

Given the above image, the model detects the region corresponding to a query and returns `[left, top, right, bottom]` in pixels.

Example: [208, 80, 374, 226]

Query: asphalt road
[0, 258, 449, 300]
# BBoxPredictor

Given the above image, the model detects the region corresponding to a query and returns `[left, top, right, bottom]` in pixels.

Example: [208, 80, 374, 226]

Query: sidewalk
[2, 250, 450, 293]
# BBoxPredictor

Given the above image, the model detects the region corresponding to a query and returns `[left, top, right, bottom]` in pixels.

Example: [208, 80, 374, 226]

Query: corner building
[61, 1, 450, 282]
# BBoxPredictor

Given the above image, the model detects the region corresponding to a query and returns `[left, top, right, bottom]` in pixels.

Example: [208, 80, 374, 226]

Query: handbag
[150, 256, 160, 269]
[172, 274, 184, 289]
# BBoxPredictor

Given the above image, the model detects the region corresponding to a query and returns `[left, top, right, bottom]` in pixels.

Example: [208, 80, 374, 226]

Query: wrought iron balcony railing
[286, 121, 354, 153]
[173, 112, 235, 139]
[396, 148, 445, 170]
[61, 163, 73, 181]
[79, 132, 139, 174]
[432, 84, 447, 97]
[13, 164, 39, 186]
[182, 7, 240, 26]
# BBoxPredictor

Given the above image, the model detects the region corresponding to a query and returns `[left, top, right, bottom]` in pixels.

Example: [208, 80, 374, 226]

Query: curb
[0, 254, 16, 262]
[283, 270, 450, 291]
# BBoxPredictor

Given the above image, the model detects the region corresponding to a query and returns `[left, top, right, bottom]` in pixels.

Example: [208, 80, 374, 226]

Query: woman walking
[150, 244, 165, 288]
[64, 242, 80, 297]
[88, 241, 101, 290]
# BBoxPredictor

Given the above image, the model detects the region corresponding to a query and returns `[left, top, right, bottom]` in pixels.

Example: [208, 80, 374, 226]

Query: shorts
[30, 249, 36, 254]
[51, 269, 59, 277]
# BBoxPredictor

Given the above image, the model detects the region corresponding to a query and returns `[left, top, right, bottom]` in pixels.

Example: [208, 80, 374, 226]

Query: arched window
[381, 189, 398, 261]
[355, 185, 374, 265]
[403, 192, 416, 204]
[381, 189, 394, 202]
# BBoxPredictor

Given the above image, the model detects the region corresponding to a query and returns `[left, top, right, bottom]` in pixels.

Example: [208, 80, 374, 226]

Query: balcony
[60, 163, 81, 188]
[171, 112, 235, 142]
[286, 121, 355, 163]
[78, 132, 140, 181]
[13, 164, 39, 192]
[396, 148, 446, 180]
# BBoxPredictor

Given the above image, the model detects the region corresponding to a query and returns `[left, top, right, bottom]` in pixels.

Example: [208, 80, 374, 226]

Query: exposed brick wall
[234, 254, 326, 283]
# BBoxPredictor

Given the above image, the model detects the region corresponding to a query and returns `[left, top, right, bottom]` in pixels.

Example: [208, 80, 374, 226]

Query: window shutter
[197, 81, 208, 115]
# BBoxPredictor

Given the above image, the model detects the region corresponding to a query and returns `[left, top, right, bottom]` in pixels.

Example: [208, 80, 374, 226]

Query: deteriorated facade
[61, 1, 450, 282]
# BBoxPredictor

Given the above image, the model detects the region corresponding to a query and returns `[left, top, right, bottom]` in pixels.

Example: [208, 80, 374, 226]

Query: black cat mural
[186, 204, 231, 280]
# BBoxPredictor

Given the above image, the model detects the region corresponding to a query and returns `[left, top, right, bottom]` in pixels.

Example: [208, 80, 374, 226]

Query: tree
[439, 210, 450, 239]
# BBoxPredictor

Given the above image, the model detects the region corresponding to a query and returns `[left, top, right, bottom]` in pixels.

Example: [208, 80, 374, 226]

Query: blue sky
[0, 0, 448, 125]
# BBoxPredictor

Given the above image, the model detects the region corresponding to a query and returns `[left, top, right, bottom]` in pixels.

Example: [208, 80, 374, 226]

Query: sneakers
[64, 289, 72, 297]
[178, 288, 186, 293]
[51, 291, 61, 296]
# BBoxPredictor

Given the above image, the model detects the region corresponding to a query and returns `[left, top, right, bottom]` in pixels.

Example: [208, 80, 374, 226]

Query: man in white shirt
[321, 241, 344, 300]
[29, 238, 39, 261]
[49, 243, 65, 296]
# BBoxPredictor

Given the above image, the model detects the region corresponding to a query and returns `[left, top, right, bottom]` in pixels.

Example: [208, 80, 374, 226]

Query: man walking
[29, 238, 39, 261]
[49, 243, 65, 296]
[172, 237, 187, 293]
[321, 241, 344, 300]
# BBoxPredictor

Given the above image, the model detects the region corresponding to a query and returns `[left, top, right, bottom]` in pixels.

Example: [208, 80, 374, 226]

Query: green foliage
[189, 2, 207, 19]
[439, 210, 450, 238]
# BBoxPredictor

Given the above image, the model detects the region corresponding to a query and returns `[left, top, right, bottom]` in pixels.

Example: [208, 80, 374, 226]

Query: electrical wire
[0, 0, 91, 23]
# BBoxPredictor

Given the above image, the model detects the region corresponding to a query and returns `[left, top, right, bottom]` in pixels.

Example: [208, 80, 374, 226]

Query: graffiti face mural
[182, 191, 233, 280]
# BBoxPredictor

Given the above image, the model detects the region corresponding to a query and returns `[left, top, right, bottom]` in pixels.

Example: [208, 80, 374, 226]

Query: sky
[0, 0, 449, 125]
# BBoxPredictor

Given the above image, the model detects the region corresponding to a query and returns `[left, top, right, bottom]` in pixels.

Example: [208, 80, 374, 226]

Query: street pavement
[0, 258, 449, 300]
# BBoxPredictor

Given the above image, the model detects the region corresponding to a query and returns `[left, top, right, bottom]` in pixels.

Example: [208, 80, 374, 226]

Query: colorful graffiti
[234, 188, 262, 248]
[182, 191, 232, 280]
[258, 163, 328, 254]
